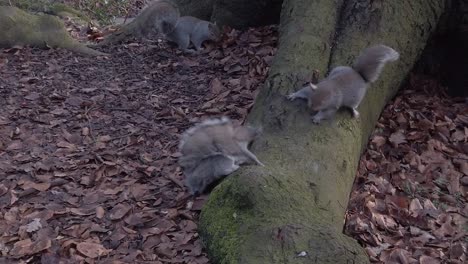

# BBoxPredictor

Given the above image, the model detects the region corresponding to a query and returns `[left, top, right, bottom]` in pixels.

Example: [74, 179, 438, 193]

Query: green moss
[200, 180, 250, 263]
[47, 3, 92, 23]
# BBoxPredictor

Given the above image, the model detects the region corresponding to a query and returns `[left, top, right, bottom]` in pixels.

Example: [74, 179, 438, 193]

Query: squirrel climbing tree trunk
[199, 0, 446, 263]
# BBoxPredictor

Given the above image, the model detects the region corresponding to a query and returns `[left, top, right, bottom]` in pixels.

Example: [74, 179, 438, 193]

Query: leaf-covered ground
[0, 25, 278, 263]
[0, 4, 467, 262]
[345, 75, 468, 263]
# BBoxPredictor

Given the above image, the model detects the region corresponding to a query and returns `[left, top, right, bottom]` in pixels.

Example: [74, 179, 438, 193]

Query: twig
[84, 106, 96, 142]
[116, 141, 139, 151]
[94, 153, 105, 164]
[442, 152, 468, 161]
[110, 132, 140, 141]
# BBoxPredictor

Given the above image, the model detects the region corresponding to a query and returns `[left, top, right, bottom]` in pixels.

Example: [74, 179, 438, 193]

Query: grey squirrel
[178, 117, 264, 196]
[109, 0, 179, 43]
[287, 44, 400, 124]
[159, 5, 221, 53]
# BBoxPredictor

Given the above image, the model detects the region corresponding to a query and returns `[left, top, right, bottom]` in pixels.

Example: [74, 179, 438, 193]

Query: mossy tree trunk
[199, 0, 446, 263]
[0, 5, 105, 56]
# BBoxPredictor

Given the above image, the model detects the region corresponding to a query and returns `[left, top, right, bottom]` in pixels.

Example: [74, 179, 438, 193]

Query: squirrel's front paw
[183, 49, 196, 54]
[311, 116, 322, 124]
[352, 108, 360, 118]
[286, 93, 296, 101]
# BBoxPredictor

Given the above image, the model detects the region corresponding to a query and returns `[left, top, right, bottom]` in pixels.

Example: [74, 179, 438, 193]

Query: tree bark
[211, 0, 283, 29]
[173, 0, 215, 21]
[199, 0, 446, 263]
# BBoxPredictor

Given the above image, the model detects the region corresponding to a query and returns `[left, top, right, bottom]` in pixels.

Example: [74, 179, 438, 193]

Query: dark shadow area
[414, 0, 468, 98]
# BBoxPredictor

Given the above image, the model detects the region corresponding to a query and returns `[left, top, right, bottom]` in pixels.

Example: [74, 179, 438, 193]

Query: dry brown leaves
[0, 23, 278, 263]
[345, 74, 468, 263]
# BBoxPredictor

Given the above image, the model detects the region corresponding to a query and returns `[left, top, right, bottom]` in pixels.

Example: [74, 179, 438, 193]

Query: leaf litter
[3, 4, 466, 263]
[0, 14, 278, 262]
[345, 74, 468, 263]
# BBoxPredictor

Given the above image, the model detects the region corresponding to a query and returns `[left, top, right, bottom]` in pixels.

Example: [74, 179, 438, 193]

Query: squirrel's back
[179, 117, 263, 195]
[178, 117, 232, 159]
[352, 44, 399, 83]
[163, 15, 220, 52]
[165, 16, 200, 35]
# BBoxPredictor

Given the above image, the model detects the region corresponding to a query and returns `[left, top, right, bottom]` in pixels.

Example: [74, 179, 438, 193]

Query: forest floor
[0, 3, 467, 264]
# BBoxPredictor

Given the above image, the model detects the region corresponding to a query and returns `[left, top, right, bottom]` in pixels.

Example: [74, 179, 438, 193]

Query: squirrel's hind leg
[191, 36, 205, 51]
[351, 108, 360, 118]
[345, 103, 361, 118]
[176, 34, 194, 53]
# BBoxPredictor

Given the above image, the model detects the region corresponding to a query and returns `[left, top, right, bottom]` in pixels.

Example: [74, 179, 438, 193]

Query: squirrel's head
[233, 125, 262, 145]
[208, 23, 222, 42]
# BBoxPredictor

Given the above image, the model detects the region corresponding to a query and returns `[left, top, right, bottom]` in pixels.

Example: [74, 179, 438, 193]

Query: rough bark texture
[0, 5, 106, 56]
[173, 0, 215, 20]
[0, 0, 93, 28]
[199, 0, 446, 263]
[211, 0, 283, 29]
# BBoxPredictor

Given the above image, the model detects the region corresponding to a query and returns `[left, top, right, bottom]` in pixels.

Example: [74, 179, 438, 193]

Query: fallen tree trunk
[199, 0, 446, 263]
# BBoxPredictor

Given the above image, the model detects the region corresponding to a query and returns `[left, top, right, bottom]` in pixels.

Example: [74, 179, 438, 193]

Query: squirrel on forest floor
[162, 16, 221, 53]
[287, 44, 400, 124]
[154, 1, 221, 53]
[178, 117, 264, 196]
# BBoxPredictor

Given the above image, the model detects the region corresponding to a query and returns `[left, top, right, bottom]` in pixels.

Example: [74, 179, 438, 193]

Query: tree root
[0, 5, 106, 56]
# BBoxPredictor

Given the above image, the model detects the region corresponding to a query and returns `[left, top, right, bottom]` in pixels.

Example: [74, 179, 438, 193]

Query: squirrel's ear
[309, 83, 317, 90]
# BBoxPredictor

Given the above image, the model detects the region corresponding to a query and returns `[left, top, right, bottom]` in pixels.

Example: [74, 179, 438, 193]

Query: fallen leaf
[209, 78, 224, 95]
[25, 218, 42, 233]
[109, 203, 131, 220]
[389, 131, 407, 147]
[96, 206, 105, 219]
[76, 242, 111, 258]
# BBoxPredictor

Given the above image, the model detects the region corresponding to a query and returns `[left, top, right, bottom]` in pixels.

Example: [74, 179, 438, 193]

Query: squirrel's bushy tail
[178, 117, 230, 152]
[144, 0, 180, 34]
[352, 44, 399, 83]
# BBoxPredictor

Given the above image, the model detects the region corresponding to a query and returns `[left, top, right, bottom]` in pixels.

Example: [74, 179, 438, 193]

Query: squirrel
[178, 117, 264, 196]
[159, 7, 221, 53]
[287, 44, 400, 124]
